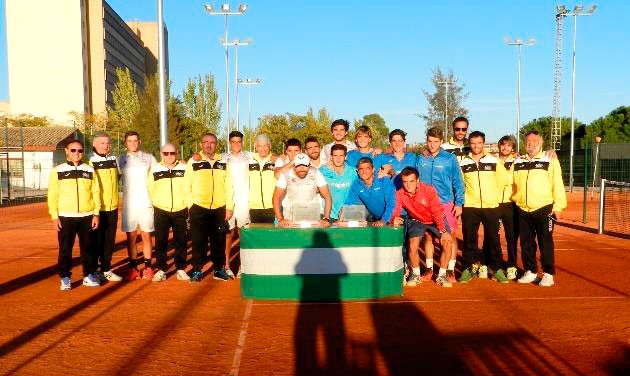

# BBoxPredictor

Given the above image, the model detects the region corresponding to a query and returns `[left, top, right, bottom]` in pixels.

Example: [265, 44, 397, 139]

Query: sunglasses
[162, 152, 177, 156]
[69, 149, 84, 153]
[454, 127, 468, 132]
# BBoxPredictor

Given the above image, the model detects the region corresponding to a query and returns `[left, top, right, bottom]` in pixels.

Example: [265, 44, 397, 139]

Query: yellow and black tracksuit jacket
[248, 153, 276, 210]
[48, 161, 101, 219]
[459, 152, 506, 209]
[499, 155, 516, 204]
[442, 138, 471, 162]
[148, 161, 188, 212]
[511, 150, 567, 212]
[184, 151, 234, 210]
[89, 153, 119, 211]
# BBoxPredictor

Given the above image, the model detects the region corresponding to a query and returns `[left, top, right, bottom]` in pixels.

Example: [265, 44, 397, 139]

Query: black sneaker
[190, 271, 203, 283]
[213, 268, 230, 282]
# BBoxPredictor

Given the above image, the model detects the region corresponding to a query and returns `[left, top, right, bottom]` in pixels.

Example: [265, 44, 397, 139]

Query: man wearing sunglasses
[442, 116, 472, 162]
[48, 140, 101, 290]
[148, 144, 189, 282]
[89, 132, 123, 283]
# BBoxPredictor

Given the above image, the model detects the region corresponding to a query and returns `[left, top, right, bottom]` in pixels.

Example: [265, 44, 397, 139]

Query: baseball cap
[293, 153, 311, 167]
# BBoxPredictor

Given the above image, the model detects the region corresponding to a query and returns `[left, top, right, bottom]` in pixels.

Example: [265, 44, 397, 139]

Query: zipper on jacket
[74, 165, 80, 212]
[476, 161, 483, 208]
[525, 161, 530, 208]
[260, 167, 265, 209]
[170, 168, 174, 212]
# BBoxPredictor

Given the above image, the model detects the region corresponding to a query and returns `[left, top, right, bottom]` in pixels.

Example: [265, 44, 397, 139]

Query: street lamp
[437, 80, 455, 140]
[557, 4, 597, 192]
[204, 3, 247, 142]
[238, 78, 261, 151]
[222, 38, 252, 131]
[504, 36, 536, 153]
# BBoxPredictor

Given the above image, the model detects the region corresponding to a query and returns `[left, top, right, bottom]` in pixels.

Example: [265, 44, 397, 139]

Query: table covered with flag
[239, 225, 404, 301]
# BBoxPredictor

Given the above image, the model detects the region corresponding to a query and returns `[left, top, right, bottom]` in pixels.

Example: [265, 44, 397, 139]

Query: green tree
[107, 67, 140, 132]
[586, 105, 630, 144]
[133, 74, 160, 155]
[257, 114, 292, 155]
[6, 114, 52, 127]
[181, 74, 222, 139]
[520, 116, 577, 152]
[420, 67, 469, 137]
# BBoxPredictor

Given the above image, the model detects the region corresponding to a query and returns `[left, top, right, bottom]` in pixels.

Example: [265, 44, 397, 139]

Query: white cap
[293, 153, 311, 167]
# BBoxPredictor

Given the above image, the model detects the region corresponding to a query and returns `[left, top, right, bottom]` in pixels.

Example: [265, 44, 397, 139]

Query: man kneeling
[391, 167, 453, 288]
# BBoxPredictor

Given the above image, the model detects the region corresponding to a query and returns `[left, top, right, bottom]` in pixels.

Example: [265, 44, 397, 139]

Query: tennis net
[598, 179, 630, 238]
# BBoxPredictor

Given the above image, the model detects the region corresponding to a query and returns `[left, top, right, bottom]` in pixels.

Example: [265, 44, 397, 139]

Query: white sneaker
[538, 273, 555, 287]
[60, 277, 71, 291]
[104, 270, 123, 282]
[518, 270, 537, 284]
[82, 274, 100, 287]
[478, 265, 488, 279]
[176, 269, 190, 281]
[152, 269, 167, 282]
[225, 268, 236, 280]
[506, 267, 517, 280]
[236, 268, 242, 279]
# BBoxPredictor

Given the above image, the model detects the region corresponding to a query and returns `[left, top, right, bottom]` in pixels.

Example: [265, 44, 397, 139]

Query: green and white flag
[240, 226, 404, 301]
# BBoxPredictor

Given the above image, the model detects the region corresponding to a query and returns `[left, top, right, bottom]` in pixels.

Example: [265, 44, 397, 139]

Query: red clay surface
[0, 196, 628, 376]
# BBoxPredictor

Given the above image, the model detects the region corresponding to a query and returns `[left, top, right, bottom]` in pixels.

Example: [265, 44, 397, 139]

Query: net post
[598, 179, 606, 234]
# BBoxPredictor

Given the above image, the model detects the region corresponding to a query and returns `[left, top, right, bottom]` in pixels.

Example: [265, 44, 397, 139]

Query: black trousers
[58, 215, 95, 278]
[462, 207, 501, 271]
[250, 208, 275, 224]
[91, 209, 118, 272]
[518, 204, 555, 275]
[497, 202, 519, 268]
[154, 207, 188, 271]
[190, 204, 227, 272]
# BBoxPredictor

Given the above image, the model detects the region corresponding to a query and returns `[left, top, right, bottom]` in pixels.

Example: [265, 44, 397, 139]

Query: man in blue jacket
[416, 126, 465, 283]
[344, 157, 396, 226]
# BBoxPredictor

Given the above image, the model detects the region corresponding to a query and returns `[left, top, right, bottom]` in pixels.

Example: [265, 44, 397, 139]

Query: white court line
[229, 299, 253, 376]
[252, 295, 626, 307]
[556, 247, 619, 250]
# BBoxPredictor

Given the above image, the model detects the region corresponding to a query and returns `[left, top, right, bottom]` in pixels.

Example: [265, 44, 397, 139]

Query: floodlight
[557, 5, 567, 14]
[574, 5, 583, 13]
[204, 4, 213, 13]
[239, 4, 247, 13]
[528, 37, 536, 45]
[504, 36, 511, 44]
[221, 4, 230, 12]
[515, 38, 523, 44]
[588, 4, 597, 13]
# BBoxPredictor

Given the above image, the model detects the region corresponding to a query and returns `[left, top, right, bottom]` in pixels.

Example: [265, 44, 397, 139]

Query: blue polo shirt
[320, 163, 356, 220]
[374, 152, 417, 189]
[416, 149, 465, 206]
[346, 150, 375, 169]
[345, 176, 396, 223]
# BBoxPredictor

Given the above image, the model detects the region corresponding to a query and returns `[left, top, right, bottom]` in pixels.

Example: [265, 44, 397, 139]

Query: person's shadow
[293, 230, 349, 375]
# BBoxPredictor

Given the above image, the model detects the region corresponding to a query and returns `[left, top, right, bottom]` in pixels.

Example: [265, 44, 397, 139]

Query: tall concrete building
[5, 0, 167, 124]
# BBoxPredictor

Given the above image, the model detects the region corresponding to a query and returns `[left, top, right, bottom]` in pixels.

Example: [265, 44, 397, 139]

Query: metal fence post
[582, 140, 588, 223]
[598, 178, 605, 234]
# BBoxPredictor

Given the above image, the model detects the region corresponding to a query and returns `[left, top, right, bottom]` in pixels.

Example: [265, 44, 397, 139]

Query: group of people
[47, 116, 567, 291]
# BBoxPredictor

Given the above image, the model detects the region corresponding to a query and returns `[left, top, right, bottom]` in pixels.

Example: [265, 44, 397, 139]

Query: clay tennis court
[0, 194, 628, 375]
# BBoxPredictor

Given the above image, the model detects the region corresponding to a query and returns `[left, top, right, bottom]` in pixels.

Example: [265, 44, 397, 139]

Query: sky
[1, 0, 629, 143]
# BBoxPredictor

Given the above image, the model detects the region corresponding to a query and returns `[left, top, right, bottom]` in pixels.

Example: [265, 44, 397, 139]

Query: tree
[133, 74, 161, 155]
[257, 114, 292, 155]
[520, 116, 577, 152]
[107, 67, 140, 132]
[6, 114, 52, 127]
[419, 67, 469, 137]
[181, 74, 222, 138]
[353, 113, 389, 148]
[586, 106, 630, 144]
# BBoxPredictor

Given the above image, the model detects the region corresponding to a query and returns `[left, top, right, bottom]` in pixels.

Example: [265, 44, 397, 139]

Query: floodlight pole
[437, 80, 454, 140]
[157, 0, 168, 146]
[505, 37, 535, 153]
[223, 39, 251, 131]
[238, 78, 261, 151]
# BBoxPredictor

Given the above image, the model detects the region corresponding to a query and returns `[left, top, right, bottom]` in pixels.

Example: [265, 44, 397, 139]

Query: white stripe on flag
[241, 246, 403, 275]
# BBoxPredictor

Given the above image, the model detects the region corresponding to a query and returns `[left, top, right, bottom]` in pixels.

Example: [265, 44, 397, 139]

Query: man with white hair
[89, 132, 122, 282]
[248, 134, 278, 224]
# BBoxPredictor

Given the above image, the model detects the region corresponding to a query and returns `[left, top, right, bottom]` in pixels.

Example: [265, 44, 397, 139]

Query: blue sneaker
[190, 271, 203, 283]
[213, 268, 230, 282]
[60, 277, 71, 291]
[82, 274, 100, 287]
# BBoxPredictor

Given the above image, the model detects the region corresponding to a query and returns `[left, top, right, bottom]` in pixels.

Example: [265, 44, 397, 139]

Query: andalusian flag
[240, 226, 404, 301]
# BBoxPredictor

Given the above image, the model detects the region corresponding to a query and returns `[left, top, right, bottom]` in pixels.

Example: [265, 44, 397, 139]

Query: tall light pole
[238, 78, 261, 151]
[437, 80, 454, 140]
[504, 36, 536, 153]
[204, 3, 247, 145]
[157, 0, 168, 146]
[560, 4, 597, 192]
[222, 38, 252, 131]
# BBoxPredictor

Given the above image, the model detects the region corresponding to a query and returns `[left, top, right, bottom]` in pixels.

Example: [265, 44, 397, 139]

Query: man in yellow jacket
[48, 139, 101, 290]
[185, 133, 234, 282]
[148, 143, 189, 282]
[458, 131, 509, 284]
[248, 134, 277, 224]
[89, 132, 122, 282]
[512, 130, 567, 287]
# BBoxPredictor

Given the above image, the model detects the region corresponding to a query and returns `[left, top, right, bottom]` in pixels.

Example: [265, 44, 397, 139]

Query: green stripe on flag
[240, 270, 404, 301]
[241, 226, 404, 249]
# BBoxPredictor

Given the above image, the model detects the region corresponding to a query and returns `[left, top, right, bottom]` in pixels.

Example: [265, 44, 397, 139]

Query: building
[5, 0, 167, 124]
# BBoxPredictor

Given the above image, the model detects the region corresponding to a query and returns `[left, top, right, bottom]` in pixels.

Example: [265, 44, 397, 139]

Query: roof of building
[0, 126, 81, 151]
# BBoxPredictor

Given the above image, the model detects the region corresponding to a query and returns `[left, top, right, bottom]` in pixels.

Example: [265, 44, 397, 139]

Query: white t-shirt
[118, 151, 158, 209]
[276, 167, 327, 207]
[222, 151, 251, 207]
